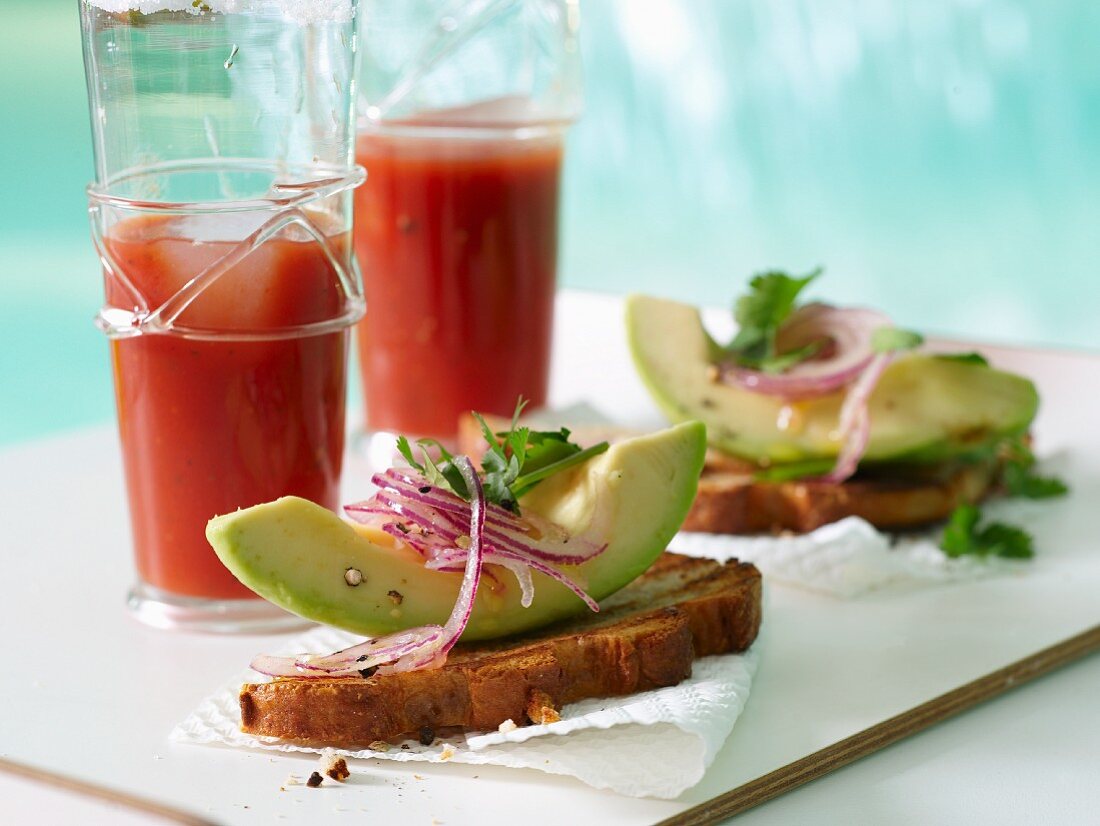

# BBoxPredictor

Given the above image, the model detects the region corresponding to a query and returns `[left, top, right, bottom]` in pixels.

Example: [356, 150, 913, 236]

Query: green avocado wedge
[206, 421, 707, 641]
[625, 294, 1038, 466]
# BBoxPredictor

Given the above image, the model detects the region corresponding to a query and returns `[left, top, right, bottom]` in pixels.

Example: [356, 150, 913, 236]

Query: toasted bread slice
[683, 452, 999, 534]
[239, 553, 761, 747]
[458, 413, 1001, 534]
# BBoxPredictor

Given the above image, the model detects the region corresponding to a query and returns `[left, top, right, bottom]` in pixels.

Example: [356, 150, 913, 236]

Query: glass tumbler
[353, 0, 582, 456]
[79, 0, 364, 631]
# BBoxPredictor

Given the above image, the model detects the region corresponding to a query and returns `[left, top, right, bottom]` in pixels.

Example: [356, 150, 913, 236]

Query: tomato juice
[103, 213, 349, 599]
[353, 129, 563, 440]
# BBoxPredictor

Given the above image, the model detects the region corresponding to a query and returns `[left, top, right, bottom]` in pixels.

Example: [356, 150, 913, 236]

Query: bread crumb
[368, 740, 390, 752]
[497, 719, 518, 733]
[439, 744, 456, 761]
[525, 689, 561, 725]
[318, 748, 350, 782]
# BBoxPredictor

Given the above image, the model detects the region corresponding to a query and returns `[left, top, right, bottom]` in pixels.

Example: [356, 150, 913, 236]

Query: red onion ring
[717, 304, 891, 399]
[818, 352, 895, 483]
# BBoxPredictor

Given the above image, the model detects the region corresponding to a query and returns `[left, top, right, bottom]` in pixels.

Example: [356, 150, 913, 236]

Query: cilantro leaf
[976, 522, 1035, 559]
[941, 504, 981, 556]
[940, 504, 1034, 560]
[415, 438, 470, 499]
[511, 441, 609, 499]
[999, 438, 1069, 500]
[1004, 464, 1069, 499]
[519, 428, 581, 476]
[871, 326, 924, 354]
[727, 269, 821, 371]
[756, 340, 825, 375]
[395, 435, 420, 471]
[935, 352, 990, 367]
[394, 398, 610, 513]
[473, 401, 528, 511]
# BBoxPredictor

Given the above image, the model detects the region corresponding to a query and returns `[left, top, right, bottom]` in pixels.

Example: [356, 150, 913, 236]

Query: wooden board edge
[0, 756, 218, 826]
[656, 624, 1100, 826]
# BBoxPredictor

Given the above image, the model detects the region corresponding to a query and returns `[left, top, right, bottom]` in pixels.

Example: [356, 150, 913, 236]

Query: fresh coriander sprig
[396, 399, 609, 513]
[935, 352, 990, 367]
[1001, 437, 1069, 499]
[726, 269, 822, 373]
[940, 504, 1034, 559]
[396, 436, 470, 500]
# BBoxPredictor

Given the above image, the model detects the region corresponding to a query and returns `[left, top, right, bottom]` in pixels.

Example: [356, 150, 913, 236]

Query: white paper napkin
[670, 516, 1028, 599]
[172, 626, 758, 799]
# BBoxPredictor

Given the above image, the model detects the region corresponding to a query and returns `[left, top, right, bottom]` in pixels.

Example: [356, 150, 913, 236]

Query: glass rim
[86, 158, 366, 214]
[356, 118, 572, 142]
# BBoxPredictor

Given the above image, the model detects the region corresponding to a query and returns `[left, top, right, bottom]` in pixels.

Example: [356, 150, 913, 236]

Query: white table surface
[2, 291, 1098, 825]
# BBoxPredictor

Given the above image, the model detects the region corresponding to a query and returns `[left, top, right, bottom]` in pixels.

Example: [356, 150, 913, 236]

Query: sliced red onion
[427, 545, 599, 612]
[249, 457, 487, 680]
[718, 304, 891, 399]
[348, 469, 605, 565]
[374, 456, 485, 675]
[819, 352, 895, 483]
[376, 469, 572, 541]
[249, 629, 442, 678]
[495, 558, 535, 608]
[252, 456, 605, 679]
[354, 469, 601, 612]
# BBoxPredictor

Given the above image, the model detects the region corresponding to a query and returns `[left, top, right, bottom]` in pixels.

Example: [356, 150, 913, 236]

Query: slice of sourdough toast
[458, 413, 1001, 535]
[239, 553, 761, 747]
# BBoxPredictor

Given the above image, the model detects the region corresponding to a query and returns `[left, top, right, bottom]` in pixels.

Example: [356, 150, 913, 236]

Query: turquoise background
[2, 0, 1098, 446]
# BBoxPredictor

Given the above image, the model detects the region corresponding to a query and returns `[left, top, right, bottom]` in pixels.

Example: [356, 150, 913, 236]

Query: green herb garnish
[397, 399, 609, 513]
[1001, 438, 1069, 500]
[1004, 465, 1069, 499]
[936, 436, 1067, 560]
[940, 504, 1034, 559]
[396, 436, 470, 499]
[726, 269, 822, 373]
[871, 327, 924, 354]
[935, 352, 990, 367]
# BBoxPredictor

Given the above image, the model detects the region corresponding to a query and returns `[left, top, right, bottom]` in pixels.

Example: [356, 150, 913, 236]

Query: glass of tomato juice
[79, 1, 364, 631]
[353, 1, 582, 450]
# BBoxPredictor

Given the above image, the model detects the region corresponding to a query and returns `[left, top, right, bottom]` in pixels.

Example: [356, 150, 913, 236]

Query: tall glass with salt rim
[79, 0, 364, 631]
[353, 0, 582, 465]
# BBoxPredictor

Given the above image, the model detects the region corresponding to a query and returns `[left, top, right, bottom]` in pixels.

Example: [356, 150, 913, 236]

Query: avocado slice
[625, 294, 1038, 466]
[206, 421, 707, 641]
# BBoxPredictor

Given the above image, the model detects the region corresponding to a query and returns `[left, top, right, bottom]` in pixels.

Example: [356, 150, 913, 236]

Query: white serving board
[1, 291, 1097, 825]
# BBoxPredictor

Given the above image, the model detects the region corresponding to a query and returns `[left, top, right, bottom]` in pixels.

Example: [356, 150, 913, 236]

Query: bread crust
[239, 554, 761, 746]
[684, 453, 999, 534]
